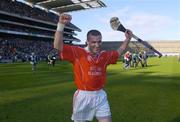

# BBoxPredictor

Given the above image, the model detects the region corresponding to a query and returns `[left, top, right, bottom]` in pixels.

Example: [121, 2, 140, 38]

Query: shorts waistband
[77, 89, 104, 95]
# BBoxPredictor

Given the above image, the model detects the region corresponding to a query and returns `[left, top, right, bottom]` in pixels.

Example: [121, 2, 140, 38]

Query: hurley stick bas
[110, 17, 162, 57]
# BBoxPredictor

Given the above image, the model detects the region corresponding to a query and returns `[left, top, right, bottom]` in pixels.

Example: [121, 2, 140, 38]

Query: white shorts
[71, 89, 111, 121]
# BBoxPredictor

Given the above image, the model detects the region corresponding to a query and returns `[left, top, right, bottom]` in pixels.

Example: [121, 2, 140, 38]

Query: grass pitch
[0, 56, 180, 122]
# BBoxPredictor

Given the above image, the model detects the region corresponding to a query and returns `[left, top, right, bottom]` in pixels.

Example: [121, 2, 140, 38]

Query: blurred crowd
[0, 24, 54, 37]
[0, 39, 58, 63]
[0, 0, 60, 63]
[0, 0, 58, 23]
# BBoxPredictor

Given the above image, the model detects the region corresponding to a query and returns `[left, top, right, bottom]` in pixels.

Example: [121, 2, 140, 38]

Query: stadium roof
[23, 0, 106, 13]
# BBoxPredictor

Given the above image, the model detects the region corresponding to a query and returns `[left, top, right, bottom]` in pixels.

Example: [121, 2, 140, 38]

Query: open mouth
[94, 48, 100, 52]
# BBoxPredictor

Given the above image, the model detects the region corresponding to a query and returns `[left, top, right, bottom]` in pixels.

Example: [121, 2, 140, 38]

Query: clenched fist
[125, 29, 133, 40]
[59, 14, 72, 25]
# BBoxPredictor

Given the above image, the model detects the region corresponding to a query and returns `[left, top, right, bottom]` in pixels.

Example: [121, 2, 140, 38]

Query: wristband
[57, 23, 65, 32]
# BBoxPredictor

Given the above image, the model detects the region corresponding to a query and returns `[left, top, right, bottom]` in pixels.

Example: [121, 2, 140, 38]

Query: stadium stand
[101, 41, 180, 57]
[23, 0, 106, 13]
[149, 41, 180, 56]
[101, 41, 145, 52]
[0, 0, 106, 63]
[0, 0, 81, 42]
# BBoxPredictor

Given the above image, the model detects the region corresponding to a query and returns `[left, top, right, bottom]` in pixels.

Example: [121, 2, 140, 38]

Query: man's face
[87, 35, 102, 55]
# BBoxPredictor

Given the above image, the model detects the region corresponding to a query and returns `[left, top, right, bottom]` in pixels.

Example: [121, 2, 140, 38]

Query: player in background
[30, 52, 37, 72]
[142, 51, 148, 67]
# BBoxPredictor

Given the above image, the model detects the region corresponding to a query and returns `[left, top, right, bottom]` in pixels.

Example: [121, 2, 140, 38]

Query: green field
[0, 57, 180, 122]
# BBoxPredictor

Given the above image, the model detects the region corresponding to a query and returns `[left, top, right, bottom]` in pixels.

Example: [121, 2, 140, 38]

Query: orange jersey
[60, 44, 119, 91]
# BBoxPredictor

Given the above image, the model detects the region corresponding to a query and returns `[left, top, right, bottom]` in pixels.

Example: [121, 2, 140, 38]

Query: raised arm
[54, 14, 72, 51]
[117, 29, 133, 56]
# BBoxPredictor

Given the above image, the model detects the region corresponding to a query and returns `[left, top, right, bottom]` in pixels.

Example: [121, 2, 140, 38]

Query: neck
[85, 46, 100, 55]
[91, 52, 99, 58]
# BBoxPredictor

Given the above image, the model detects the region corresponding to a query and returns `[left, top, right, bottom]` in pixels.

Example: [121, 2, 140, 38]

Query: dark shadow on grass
[0, 86, 75, 121]
[107, 68, 180, 88]
[136, 71, 156, 74]
[171, 116, 180, 122]
[146, 64, 159, 67]
[106, 70, 180, 122]
[107, 72, 117, 76]
[3, 71, 179, 122]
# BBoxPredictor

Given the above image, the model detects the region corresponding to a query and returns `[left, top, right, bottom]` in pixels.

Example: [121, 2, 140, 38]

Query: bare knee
[97, 116, 112, 122]
[74, 120, 86, 122]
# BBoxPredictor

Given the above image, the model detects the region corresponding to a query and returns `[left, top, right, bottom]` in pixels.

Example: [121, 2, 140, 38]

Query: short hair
[87, 30, 102, 41]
